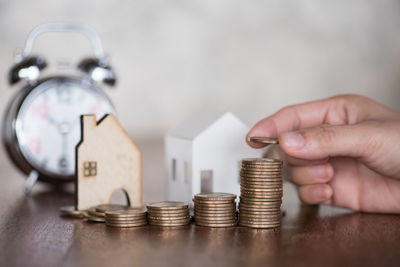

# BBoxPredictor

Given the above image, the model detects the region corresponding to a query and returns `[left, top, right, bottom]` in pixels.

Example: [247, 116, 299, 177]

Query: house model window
[200, 170, 213, 193]
[184, 161, 189, 184]
[172, 159, 177, 180]
[83, 161, 97, 177]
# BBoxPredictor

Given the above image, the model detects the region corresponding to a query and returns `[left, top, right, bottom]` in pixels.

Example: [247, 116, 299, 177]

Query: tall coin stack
[193, 193, 237, 228]
[238, 158, 283, 228]
[105, 208, 147, 228]
[147, 201, 191, 227]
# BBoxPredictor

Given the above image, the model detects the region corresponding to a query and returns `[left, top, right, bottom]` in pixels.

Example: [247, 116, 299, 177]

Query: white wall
[1, 1, 400, 141]
[165, 136, 192, 202]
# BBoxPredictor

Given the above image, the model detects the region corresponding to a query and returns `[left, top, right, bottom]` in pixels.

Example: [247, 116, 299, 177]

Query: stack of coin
[85, 204, 128, 223]
[193, 193, 237, 228]
[147, 201, 190, 227]
[59, 205, 86, 218]
[238, 158, 283, 228]
[105, 207, 147, 227]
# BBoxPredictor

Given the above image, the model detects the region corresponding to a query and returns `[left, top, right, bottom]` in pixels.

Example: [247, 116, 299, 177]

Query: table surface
[1, 139, 400, 267]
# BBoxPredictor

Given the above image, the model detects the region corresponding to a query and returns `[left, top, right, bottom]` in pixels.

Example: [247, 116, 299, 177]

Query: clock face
[14, 78, 116, 179]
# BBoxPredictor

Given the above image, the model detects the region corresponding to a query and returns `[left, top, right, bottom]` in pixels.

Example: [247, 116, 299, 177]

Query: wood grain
[0, 139, 400, 267]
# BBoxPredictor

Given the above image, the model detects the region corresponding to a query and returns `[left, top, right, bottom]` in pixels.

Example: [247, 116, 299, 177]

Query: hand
[247, 94, 400, 213]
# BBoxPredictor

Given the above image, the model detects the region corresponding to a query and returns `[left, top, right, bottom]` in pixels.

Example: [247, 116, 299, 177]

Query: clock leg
[24, 170, 39, 194]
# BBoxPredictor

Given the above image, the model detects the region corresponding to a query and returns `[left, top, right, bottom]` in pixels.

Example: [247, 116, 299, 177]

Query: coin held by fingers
[248, 136, 279, 145]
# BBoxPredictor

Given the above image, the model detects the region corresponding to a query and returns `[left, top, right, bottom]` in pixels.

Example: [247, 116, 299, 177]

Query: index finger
[246, 95, 380, 148]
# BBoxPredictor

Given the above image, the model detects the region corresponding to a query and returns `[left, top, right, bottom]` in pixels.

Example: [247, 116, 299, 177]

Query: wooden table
[1, 139, 400, 267]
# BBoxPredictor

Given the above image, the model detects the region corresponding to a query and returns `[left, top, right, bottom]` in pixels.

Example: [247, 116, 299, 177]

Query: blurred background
[1, 0, 400, 202]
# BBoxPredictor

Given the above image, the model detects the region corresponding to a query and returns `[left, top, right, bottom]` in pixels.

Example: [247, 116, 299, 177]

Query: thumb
[278, 123, 376, 160]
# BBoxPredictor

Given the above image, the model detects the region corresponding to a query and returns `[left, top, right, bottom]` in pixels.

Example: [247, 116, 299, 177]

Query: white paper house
[165, 112, 261, 203]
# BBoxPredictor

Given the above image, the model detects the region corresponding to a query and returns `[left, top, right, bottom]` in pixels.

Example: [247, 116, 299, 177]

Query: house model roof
[167, 111, 248, 140]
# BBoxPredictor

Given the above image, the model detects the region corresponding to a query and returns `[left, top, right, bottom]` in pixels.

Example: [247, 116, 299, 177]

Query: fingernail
[280, 131, 304, 150]
[310, 165, 328, 181]
[313, 187, 327, 201]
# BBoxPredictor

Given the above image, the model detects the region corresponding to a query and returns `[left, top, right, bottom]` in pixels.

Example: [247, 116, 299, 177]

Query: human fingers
[289, 163, 334, 185]
[298, 184, 333, 204]
[284, 154, 328, 166]
[247, 94, 396, 148]
[278, 122, 377, 162]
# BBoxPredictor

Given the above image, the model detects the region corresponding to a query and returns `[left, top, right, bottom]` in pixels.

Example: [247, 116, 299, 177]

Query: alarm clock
[2, 23, 117, 190]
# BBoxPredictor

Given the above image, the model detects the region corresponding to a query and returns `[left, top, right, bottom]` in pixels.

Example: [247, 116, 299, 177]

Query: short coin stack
[105, 208, 147, 228]
[86, 204, 128, 223]
[147, 201, 191, 227]
[193, 193, 237, 228]
[239, 158, 283, 228]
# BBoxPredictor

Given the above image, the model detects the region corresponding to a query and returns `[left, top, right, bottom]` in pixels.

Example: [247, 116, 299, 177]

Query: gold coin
[241, 161, 283, 166]
[149, 220, 191, 226]
[240, 190, 282, 197]
[242, 158, 282, 164]
[194, 211, 236, 217]
[240, 173, 282, 179]
[192, 199, 235, 205]
[85, 215, 106, 223]
[241, 186, 282, 192]
[194, 192, 236, 201]
[194, 206, 237, 212]
[195, 221, 237, 227]
[248, 136, 279, 144]
[239, 204, 281, 210]
[59, 206, 85, 218]
[105, 208, 146, 218]
[194, 203, 236, 209]
[95, 204, 128, 213]
[147, 212, 190, 218]
[241, 188, 283, 194]
[106, 221, 147, 227]
[194, 215, 236, 221]
[241, 182, 282, 187]
[241, 169, 282, 174]
[148, 215, 190, 221]
[239, 198, 282, 204]
[241, 165, 283, 170]
[106, 219, 147, 224]
[148, 216, 191, 222]
[194, 205, 236, 210]
[87, 207, 105, 217]
[147, 201, 189, 211]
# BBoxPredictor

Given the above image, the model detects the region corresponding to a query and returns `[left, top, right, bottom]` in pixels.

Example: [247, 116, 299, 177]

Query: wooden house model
[76, 114, 142, 210]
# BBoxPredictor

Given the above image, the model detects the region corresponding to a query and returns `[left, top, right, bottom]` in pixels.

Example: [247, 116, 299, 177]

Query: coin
[195, 221, 237, 228]
[238, 157, 283, 228]
[148, 215, 190, 221]
[192, 199, 235, 205]
[59, 206, 85, 218]
[95, 204, 128, 213]
[194, 211, 236, 216]
[147, 201, 189, 211]
[106, 221, 147, 227]
[105, 208, 147, 218]
[149, 220, 191, 226]
[194, 193, 236, 201]
[87, 207, 106, 217]
[248, 136, 279, 144]
[242, 158, 282, 164]
[85, 215, 106, 223]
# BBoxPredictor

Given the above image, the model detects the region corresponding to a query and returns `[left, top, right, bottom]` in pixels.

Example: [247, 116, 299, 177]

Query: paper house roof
[167, 111, 247, 140]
